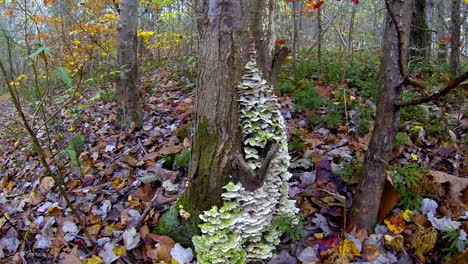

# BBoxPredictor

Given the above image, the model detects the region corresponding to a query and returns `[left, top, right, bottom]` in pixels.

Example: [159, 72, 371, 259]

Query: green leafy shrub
[426, 119, 449, 141]
[66, 134, 85, 161]
[294, 82, 329, 111]
[272, 214, 304, 242]
[288, 137, 306, 153]
[354, 104, 373, 137]
[395, 132, 410, 147]
[439, 230, 468, 260]
[323, 112, 343, 129]
[277, 78, 296, 94]
[356, 119, 371, 137]
[391, 164, 427, 210]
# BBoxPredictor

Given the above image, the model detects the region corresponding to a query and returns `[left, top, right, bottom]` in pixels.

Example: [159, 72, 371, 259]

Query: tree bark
[450, 0, 461, 76]
[348, 0, 413, 232]
[410, 0, 431, 58]
[156, 0, 280, 246]
[116, 0, 141, 127]
[317, 8, 322, 63]
[437, 0, 448, 62]
[292, 1, 298, 67]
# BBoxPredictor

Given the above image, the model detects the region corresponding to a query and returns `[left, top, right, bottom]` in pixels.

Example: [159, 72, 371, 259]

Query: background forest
[0, 0, 467, 263]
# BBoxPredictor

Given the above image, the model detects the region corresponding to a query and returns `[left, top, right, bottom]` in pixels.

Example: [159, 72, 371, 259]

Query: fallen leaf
[170, 243, 193, 264]
[39, 176, 55, 194]
[99, 242, 120, 264]
[83, 255, 103, 264]
[361, 244, 380, 261]
[384, 214, 405, 234]
[123, 227, 140, 250]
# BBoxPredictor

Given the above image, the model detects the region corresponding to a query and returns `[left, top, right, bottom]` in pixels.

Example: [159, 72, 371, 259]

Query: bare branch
[396, 71, 468, 107]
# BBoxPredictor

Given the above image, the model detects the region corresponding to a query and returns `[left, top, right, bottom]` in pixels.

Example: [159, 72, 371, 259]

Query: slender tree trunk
[348, 0, 413, 232]
[116, 0, 141, 127]
[292, 1, 298, 67]
[317, 8, 322, 62]
[348, 4, 358, 56]
[410, 0, 431, 58]
[437, 0, 448, 62]
[450, 0, 461, 76]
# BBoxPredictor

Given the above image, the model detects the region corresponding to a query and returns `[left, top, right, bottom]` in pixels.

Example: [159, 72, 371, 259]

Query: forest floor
[0, 68, 467, 264]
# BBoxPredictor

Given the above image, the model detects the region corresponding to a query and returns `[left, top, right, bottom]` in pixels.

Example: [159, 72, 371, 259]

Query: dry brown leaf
[39, 177, 55, 194]
[361, 245, 380, 261]
[430, 170, 468, 200]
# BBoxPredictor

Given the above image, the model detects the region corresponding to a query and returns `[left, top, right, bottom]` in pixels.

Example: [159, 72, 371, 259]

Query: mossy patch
[154, 195, 201, 247]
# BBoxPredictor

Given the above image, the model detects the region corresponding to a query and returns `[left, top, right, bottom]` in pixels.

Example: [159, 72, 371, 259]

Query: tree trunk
[348, 0, 413, 232]
[410, 0, 431, 58]
[156, 3, 295, 261]
[437, 0, 448, 62]
[116, 0, 141, 127]
[348, 4, 358, 56]
[292, 1, 298, 67]
[450, 0, 461, 76]
[317, 8, 322, 63]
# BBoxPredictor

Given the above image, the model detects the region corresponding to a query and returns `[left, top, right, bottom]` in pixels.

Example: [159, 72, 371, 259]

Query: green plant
[391, 164, 427, 210]
[174, 150, 190, 170]
[162, 154, 174, 169]
[66, 134, 85, 177]
[354, 104, 374, 137]
[425, 119, 449, 141]
[294, 82, 329, 111]
[356, 119, 371, 137]
[277, 78, 296, 94]
[288, 137, 306, 153]
[400, 93, 429, 123]
[272, 214, 304, 242]
[439, 230, 468, 260]
[395, 132, 410, 147]
[338, 158, 363, 184]
[323, 112, 343, 130]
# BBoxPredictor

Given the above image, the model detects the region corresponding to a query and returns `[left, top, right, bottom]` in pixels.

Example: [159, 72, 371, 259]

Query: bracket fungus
[192, 50, 299, 263]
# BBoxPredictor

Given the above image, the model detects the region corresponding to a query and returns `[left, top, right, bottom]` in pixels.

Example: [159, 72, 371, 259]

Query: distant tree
[437, 0, 448, 62]
[450, 0, 462, 76]
[116, 0, 141, 127]
[410, 0, 432, 58]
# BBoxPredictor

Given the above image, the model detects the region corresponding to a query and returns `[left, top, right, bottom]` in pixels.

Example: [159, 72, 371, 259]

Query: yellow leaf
[402, 209, 413, 221]
[0, 0, 5, 5]
[339, 239, 361, 259]
[384, 234, 404, 251]
[113, 245, 126, 256]
[411, 153, 418, 161]
[43, 0, 56, 6]
[83, 256, 103, 264]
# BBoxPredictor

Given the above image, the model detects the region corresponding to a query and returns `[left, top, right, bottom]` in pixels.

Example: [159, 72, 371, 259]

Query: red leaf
[313, 1, 324, 9]
[443, 36, 453, 42]
[276, 39, 286, 45]
[352, 0, 360, 4]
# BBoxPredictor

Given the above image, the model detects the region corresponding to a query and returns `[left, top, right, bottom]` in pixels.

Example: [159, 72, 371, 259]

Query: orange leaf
[384, 213, 405, 234]
[313, 1, 324, 9]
